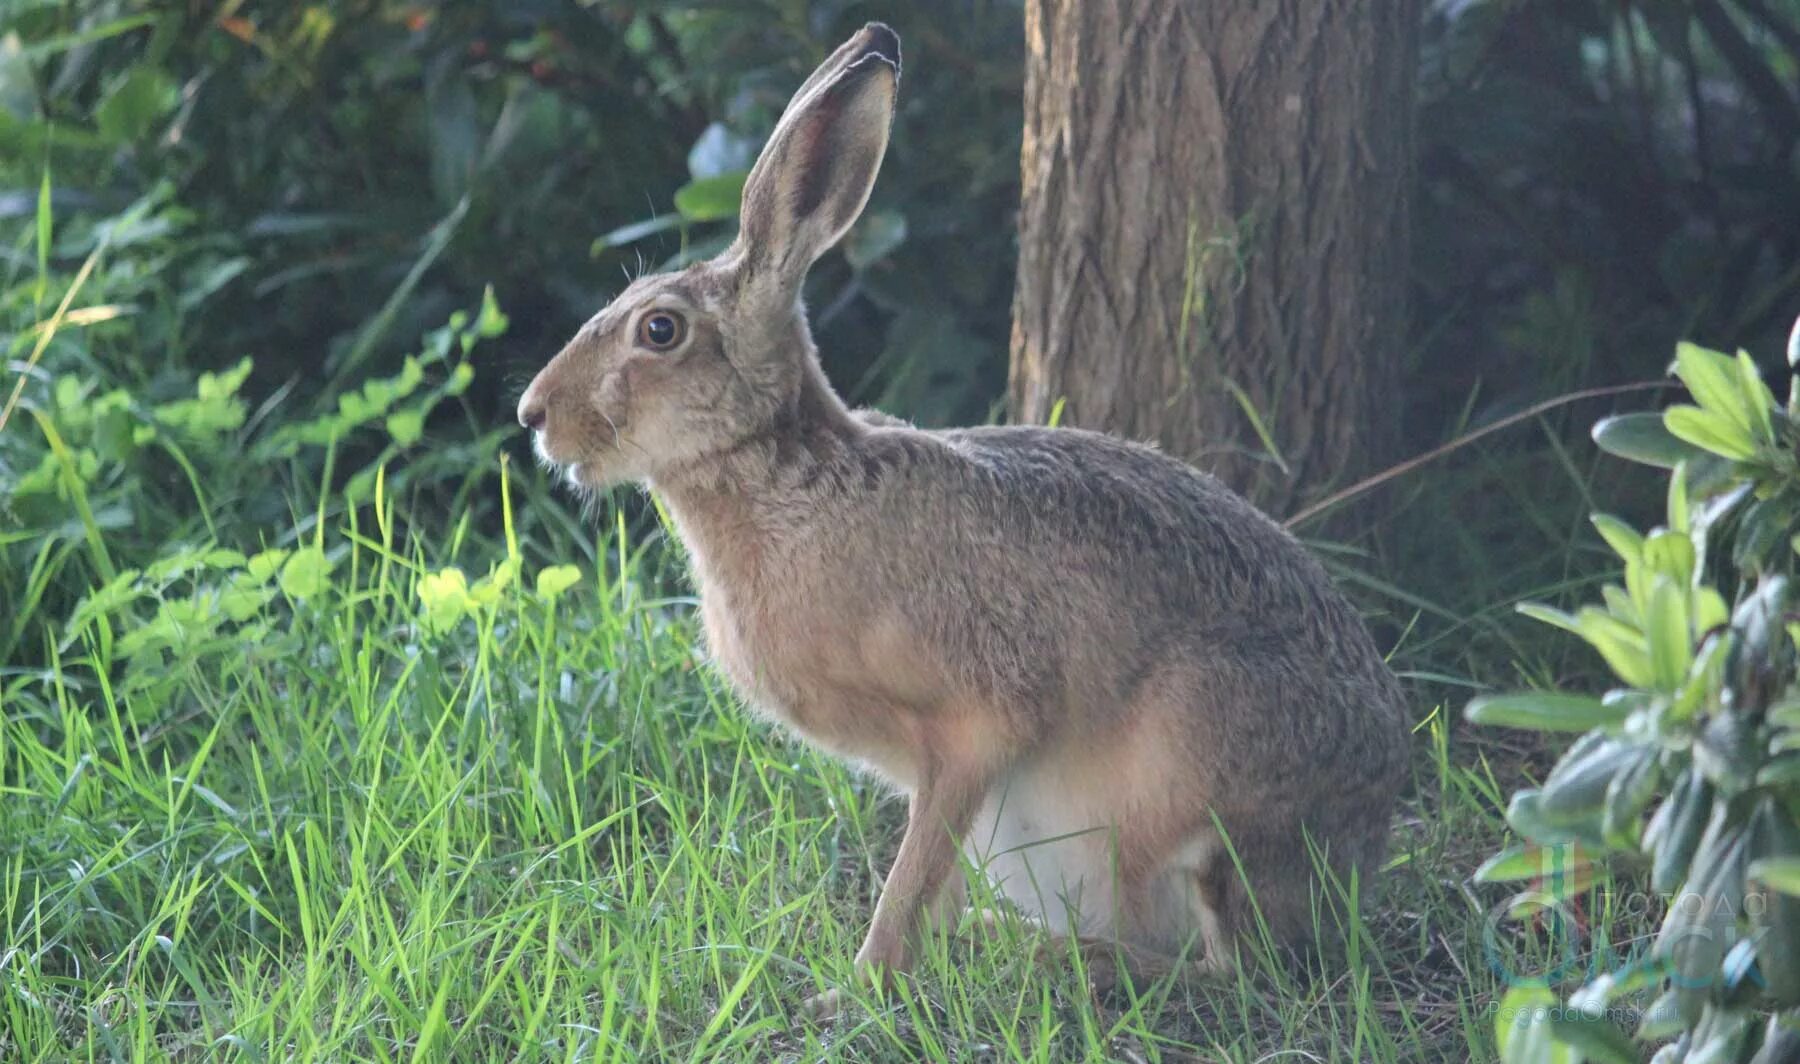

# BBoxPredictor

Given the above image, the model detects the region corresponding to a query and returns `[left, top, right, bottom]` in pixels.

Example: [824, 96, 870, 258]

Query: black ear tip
[858, 22, 901, 72]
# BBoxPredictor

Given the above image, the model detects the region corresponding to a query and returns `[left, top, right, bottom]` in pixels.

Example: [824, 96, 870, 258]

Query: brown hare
[518, 22, 1407, 1011]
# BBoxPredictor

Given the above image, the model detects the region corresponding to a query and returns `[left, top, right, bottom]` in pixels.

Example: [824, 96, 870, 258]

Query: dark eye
[638, 311, 686, 350]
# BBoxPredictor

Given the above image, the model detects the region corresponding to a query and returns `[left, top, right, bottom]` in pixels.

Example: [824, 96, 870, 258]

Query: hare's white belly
[965, 762, 1221, 953]
[965, 772, 1122, 937]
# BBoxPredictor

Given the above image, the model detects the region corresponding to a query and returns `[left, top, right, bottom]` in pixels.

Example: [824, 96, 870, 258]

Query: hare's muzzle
[517, 384, 547, 433]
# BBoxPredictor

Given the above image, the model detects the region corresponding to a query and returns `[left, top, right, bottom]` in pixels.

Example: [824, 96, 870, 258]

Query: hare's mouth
[531, 430, 572, 468]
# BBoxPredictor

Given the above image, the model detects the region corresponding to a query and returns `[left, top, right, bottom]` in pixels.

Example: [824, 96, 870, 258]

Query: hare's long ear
[735, 23, 899, 296]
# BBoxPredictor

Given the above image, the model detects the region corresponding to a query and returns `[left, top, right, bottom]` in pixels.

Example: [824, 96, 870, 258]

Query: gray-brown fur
[518, 22, 1407, 998]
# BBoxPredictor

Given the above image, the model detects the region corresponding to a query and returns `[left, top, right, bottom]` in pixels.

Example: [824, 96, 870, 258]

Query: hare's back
[931, 426, 1317, 603]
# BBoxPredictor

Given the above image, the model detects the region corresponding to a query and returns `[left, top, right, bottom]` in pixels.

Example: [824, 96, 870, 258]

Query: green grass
[0, 446, 1667, 1062]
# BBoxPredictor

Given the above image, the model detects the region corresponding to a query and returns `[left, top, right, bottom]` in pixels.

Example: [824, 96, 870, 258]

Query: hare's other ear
[736, 22, 899, 294]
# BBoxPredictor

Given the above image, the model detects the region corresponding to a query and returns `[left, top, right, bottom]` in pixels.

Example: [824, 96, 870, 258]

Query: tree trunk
[1009, 0, 1419, 516]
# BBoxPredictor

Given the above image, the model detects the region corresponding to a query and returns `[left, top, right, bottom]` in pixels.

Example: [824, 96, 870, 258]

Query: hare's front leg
[856, 766, 988, 975]
[804, 761, 988, 1021]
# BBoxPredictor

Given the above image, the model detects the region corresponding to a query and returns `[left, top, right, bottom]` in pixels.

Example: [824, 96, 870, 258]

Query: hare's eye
[638, 311, 686, 350]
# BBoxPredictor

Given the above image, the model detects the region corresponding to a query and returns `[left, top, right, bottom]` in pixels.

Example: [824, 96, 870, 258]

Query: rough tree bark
[1009, 0, 1419, 515]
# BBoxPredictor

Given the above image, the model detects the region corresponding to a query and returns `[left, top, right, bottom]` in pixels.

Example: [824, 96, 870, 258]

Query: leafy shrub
[1469, 330, 1800, 1063]
[0, 173, 514, 672]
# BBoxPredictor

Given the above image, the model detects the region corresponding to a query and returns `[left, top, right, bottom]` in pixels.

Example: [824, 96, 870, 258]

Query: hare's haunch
[520, 21, 1407, 996]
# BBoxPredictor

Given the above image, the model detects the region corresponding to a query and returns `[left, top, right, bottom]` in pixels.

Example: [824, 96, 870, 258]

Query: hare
[518, 22, 1407, 1007]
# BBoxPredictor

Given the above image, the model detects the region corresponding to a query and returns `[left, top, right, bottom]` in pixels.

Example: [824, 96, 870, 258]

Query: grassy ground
[0, 442, 1662, 1062]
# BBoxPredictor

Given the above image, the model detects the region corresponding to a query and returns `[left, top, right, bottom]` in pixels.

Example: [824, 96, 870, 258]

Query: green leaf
[535, 564, 582, 601]
[1644, 579, 1691, 692]
[1575, 608, 1655, 689]
[1518, 603, 1585, 637]
[1751, 857, 1800, 896]
[673, 172, 748, 223]
[417, 567, 470, 634]
[1735, 350, 1777, 445]
[1694, 587, 1730, 633]
[475, 286, 508, 338]
[385, 410, 424, 447]
[1550, 1012, 1638, 1064]
[220, 584, 273, 622]
[1592, 412, 1702, 469]
[1590, 514, 1644, 563]
[1642, 530, 1694, 587]
[1569, 961, 1662, 1018]
[1467, 692, 1631, 732]
[1477, 844, 1592, 883]
[1674, 341, 1753, 430]
[278, 548, 332, 600]
[591, 213, 685, 254]
[1495, 984, 1580, 1064]
[1665, 463, 1690, 537]
[95, 65, 178, 143]
[1664, 405, 1756, 461]
[246, 549, 290, 584]
[687, 121, 758, 179]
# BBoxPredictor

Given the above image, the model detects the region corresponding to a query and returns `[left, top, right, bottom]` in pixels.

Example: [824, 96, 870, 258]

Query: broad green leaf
[96, 65, 178, 143]
[1644, 578, 1690, 691]
[385, 410, 424, 447]
[1575, 607, 1655, 689]
[1601, 585, 1639, 626]
[1734, 350, 1777, 444]
[1476, 844, 1592, 883]
[535, 564, 582, 601]
[468, 558, 519, 606]
[1694, 588, 1730, 633]
[591, 213, 684, 253]
[1518, 603, 1585, 636]
[673, 172, 748, 222]
[1495, 983, 1580, 1064]
[1750, 857, 1800, 896]
[1642, 530, 1694, 587]
[1570, 961, 1661, 1017]
[1550, 1013, 1636, 1064]
[1591, 412, 1702, 469]
[1664, 406, 1755, 461]
[687, 121, 758, 179]
[1590, 514, 1644, 563]
[202, 549, 247, 570]
[1673, 341, 1752, 430]
[1467, 692, 1630, 732]
[1665, 463, 1689, 537]
[246, 549, 290, 584]
[279, 548, 332, 599]
[417, 567, 470, 633]
[220, 584, 272, 622]
[476, 285, 508, 338]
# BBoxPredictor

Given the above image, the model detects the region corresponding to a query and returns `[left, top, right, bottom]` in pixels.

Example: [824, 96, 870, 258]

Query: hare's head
[518, 23, 900, 488]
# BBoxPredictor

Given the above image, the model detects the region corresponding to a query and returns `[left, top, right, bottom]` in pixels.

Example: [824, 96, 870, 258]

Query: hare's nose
[518, 395, 547, 432]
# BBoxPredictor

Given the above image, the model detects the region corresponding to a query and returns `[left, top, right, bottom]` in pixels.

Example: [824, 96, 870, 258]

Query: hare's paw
[799, 986, 848, 1024]
[798, 941, 907, 1026]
